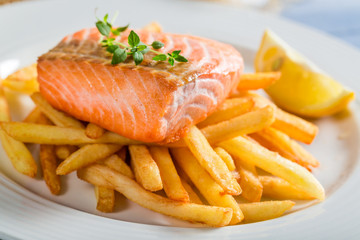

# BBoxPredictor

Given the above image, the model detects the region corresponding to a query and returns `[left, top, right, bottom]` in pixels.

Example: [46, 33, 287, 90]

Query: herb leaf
[168, 57, 175, 66]
[112, 24, 129, 36]
[107, 45, 119, 53]
[137, 44, 148, 52]
[96, 21, 111, 37]
[112, 48, 127, 64]
[133, 51, 143, 65]
[128, 30, 140, 47]
[175, 55, 188, 63]
[153, 54, 167, 61]
[151, 41, 164, 49]
[171, 50, 181, 57]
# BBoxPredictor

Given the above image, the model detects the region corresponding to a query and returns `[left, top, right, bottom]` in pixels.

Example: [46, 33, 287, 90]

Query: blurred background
[1, 0, 359, 49]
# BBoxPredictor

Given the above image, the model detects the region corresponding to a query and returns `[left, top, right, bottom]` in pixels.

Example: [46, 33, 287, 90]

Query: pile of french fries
[0, 63, 325, 227]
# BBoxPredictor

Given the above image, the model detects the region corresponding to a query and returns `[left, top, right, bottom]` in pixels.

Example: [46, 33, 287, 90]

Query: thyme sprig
[95, 14, 188, 66]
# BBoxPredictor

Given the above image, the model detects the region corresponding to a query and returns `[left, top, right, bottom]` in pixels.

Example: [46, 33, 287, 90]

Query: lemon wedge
[255, 29, 355, 118]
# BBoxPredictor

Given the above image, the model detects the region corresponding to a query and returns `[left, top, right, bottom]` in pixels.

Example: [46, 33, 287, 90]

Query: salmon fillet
[37, 28, 244, 143]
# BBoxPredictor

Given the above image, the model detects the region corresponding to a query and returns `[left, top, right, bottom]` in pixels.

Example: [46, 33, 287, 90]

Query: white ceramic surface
[0, 0, 360, 239]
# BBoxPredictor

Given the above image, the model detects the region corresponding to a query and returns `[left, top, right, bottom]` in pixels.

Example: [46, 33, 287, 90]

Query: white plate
[1, 0, 360, 239]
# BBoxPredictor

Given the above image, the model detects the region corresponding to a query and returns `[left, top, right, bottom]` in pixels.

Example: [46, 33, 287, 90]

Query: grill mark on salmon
[37, 28, 243, 143]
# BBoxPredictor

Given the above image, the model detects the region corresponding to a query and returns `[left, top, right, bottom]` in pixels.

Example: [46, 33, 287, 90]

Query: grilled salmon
[37, 28, 244, 143]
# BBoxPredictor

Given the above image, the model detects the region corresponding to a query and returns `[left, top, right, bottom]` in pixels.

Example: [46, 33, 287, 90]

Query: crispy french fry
[219, 136, 325, 200]
[214, 147, 236, 171]
[239, 200, 295, 223]
[250, 127, 319, 169]
[55, 145, 78, 160]
[184, 126, 241, 195]
[241, 92, 318, 144]
[142, 22, 163, 33]
[129, 145, 163, 192]
[236, 165, 263, 202]
[149, 147, 189, 202]
[85, 123, 105, 139]
[23, 107, 42, 123]
[273, 108, 318, 144]
[0, 87, 37, 177]
[94, 185, 115, 213]
[259, 175, 314, 200]
[200, 106, 275, 144]
[0, 122, 140, 145]
[40, 144, 61, 195]
[180, 178, 203, 205]
[197, 98, 254, 128]
[31, 92, 84, 129]
[56, 144, 122, 175]
[237, 72, 281, 91]
[102, 154, 134, 179]
[2, 64, 39, 94]
[171, 148, 244, 225]
[77, 164, 233, 227]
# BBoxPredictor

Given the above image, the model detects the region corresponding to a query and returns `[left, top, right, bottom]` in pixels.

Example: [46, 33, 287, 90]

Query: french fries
[0, 86, 37, 177]
[0, 122, 140, 145]
[250, 127, 319, 169]
[240, 200, 294, 223]
[56, 144, 122, 175]
[259, 175, 314, 200]
[201, 106, 275, 144]
[183, 126, 241, 195]
[55, 145, 78, 160]
[214, 147, 236, 171]
[129, 145, 163, 192]
[237, 72, 281, 91]
[219, 136, 325, 200]
[94, 185, 115, 213]
[142, 22, 163, 33]
[78, 164, 233, 227]
[149, 147, 189, 201]
[1, 63, 39, 94]
[0, 62, 327, 227]
[31, 92, 84, 129]
[40, 144, 61, 195]
[171, 148, 244, 225]
[85, 123, 106, 139]
[102, 154, 134, 179]
[197, 98, 254, 128]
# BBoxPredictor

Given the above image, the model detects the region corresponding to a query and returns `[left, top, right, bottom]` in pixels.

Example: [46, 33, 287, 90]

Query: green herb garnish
[95, 13, 188, 66]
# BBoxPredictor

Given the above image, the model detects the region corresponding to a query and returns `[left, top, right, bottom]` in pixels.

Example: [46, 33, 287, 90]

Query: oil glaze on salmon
[37, 28, 244, 143]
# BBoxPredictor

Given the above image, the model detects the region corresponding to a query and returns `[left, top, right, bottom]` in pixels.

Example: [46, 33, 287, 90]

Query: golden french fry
[23, 107, 42, 123]
[55, 145, 78, 160]
[142, 22, 163, 33]
[77, 164, 233, 227]
[2, 64, 39, 94]
[241, 92, 318, 144]
[219, 136, 325, 200]
[85, 123, 106, 139]
[40, 144, 61, 195]
[56, 144, 122, 175]
[259, 175, 314, 200]
[240, 200, 295, 223]
[171, 148, 243, 225]
[149, 147, 189, 202]
[184, 126, 241, 195]
[197, 98, 254, 128]
[0, 87, 37, 177]
[237, 72, 281, 91]
[236, 165, 263, 202]
[273, 108, 318, 144]
[251, 127, 319, 169]
[0, 87, 10, 122]
[102, 154, 134, 179]
[180, 178, 203, 205]
[31, 92, 84, 129]
[129, 145, 163, 192]
[0, 122, 140, 145]
[94, 185, 115, 213]
[214, 147, 236, 171]
[201, 106, 275, 144]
